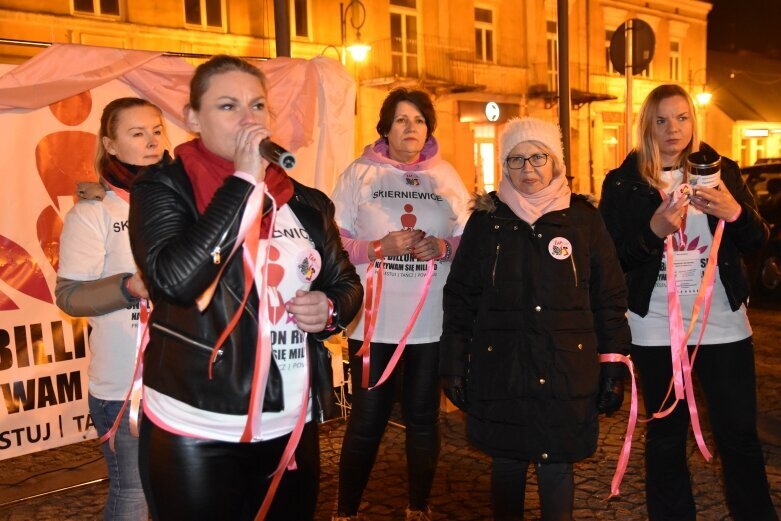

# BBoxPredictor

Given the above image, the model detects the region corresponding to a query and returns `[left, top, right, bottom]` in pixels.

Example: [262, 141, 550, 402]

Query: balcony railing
[527, 62, 617, 109]
[359, 35, 483, 93]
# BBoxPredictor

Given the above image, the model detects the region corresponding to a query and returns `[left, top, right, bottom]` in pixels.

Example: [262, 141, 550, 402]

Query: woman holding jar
[599, 84, 777, 520]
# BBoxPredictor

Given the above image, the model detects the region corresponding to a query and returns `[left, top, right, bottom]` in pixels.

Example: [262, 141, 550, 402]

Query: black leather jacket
[599, 143, 768, 316]
[129, 158, 362, 421]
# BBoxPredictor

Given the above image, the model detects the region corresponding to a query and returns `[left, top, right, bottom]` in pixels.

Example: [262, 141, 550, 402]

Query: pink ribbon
[649, 198, 726, 463]
[356, 259, 436, 390]
[355, 259, 385, 388]
[254, 353, 310, 520]
[598, 353, 638, 498]
[100, 300, 149, 449]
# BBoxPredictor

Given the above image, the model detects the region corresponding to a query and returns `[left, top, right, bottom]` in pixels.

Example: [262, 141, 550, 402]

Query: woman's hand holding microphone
[234, 124, 272, 183]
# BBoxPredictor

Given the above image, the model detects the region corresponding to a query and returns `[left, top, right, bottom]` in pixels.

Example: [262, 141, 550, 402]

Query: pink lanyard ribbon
[595, 203, 726, 498]
[598, 353, 638, 498]
[100, 300, 149, 449]
[356, 259, 436, 390]
[650, 194, 726, 462]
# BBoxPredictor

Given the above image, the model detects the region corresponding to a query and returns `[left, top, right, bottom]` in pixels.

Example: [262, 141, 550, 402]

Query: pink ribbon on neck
[356, 259, 436, 390]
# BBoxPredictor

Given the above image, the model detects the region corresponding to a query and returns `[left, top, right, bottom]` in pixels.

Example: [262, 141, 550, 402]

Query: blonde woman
[56, 97, 170, 520]
[599, 84, 776, 520]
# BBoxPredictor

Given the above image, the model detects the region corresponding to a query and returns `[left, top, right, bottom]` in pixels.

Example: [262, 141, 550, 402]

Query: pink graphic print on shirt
[400, 203, 417, 230]
[267, 245, 287, 324]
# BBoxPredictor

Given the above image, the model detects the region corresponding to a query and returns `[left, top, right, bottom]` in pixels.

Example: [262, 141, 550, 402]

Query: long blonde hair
[636, 84, 699, 188]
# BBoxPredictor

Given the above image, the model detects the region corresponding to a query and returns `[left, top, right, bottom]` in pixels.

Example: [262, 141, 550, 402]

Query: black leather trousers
[139, 417, 319, 520]
[337, 340, 441, 515]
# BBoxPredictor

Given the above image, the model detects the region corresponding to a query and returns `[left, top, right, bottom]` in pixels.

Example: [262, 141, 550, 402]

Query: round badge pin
[296, 249, 322, 283]
[548, 237, 573, 260]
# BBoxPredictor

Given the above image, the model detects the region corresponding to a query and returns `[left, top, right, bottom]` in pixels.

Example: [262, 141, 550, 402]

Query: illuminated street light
[688, 68, 710, 140]
[341, 0, 370, 64]
[695, 91, 712, 106]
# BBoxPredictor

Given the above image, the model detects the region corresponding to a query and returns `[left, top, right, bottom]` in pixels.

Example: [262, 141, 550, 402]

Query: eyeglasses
[506, 153, 549, 170]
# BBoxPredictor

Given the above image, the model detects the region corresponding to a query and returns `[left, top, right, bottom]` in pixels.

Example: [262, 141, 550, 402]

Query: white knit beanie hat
[499, 117, 565, 173]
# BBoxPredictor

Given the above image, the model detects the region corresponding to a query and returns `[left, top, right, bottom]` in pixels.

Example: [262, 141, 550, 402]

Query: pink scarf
[497, 173, 571, 224]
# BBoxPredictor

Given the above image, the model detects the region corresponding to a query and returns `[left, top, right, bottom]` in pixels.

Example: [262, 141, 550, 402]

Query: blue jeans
[89, 394, 148, 521]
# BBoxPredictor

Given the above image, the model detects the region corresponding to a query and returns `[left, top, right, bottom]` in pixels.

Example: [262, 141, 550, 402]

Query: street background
[1, 300, 779, 520]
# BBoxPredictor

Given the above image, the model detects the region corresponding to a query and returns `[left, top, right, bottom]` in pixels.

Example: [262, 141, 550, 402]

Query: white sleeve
[440, 162, 472, 236]
[330, 162, 360, 235]
[57, 201, 108, 281]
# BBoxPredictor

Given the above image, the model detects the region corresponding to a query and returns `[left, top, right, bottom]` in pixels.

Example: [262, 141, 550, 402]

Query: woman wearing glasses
[440, 117, 630, 520]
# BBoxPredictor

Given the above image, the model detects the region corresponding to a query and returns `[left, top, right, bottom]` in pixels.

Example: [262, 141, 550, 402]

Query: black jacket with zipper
[598, 143, 768, 317]
[129, 158, 363, 421]
[440, 192, 630, 461]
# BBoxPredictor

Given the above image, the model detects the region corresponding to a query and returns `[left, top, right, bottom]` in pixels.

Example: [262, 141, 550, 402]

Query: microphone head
[279, 153, 296, 170]
[259, 139, 296, 170]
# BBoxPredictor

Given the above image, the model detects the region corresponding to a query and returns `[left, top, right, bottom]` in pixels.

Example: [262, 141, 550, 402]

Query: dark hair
[95, 97, 164, 175]
[188, 55, 268, 111]
[376, 88, 437, 140]
[636, 83, 699, 187]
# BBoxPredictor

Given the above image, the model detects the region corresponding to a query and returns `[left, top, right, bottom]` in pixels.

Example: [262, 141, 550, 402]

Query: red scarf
[175, 139, 294, 233]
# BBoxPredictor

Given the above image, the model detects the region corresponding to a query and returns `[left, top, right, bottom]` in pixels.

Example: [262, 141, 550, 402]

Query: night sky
[707, 0, 781, 57]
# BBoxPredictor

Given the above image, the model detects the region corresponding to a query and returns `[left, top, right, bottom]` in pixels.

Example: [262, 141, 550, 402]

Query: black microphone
[259, 139, 296, 170]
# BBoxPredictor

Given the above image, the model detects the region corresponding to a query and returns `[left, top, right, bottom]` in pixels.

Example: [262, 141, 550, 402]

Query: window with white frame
[185, 0, 224, 29]
[390, 0, 418, 77]
[475, 6, 495, 63]
[73, 0, 120, 16]
[291, 0, 310, 39]
[669, 40, 681, 82]
[546, 19, 559, 91]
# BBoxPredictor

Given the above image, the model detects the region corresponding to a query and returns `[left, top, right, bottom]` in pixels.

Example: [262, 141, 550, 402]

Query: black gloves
[597, 376, 624, 416]
[441, 375, 467, 411]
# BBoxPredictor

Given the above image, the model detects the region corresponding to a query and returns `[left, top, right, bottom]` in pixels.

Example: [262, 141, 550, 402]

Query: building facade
[0, 0, 711, 195]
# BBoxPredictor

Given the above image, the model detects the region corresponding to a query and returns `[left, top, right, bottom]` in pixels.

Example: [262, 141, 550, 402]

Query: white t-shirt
[144, 205, 314, 442]
[629, 169, 752, 346]
[331, 159, 470, 343]
[58, 191, 140, 401]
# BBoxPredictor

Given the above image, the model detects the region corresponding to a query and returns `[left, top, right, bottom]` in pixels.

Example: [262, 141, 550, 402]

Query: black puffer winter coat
[440, 192, 630, 462]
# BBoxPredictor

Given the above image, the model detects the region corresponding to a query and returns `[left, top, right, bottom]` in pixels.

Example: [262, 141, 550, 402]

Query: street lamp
[341, 0, 370, 65]
[688, 68, 711, 140]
